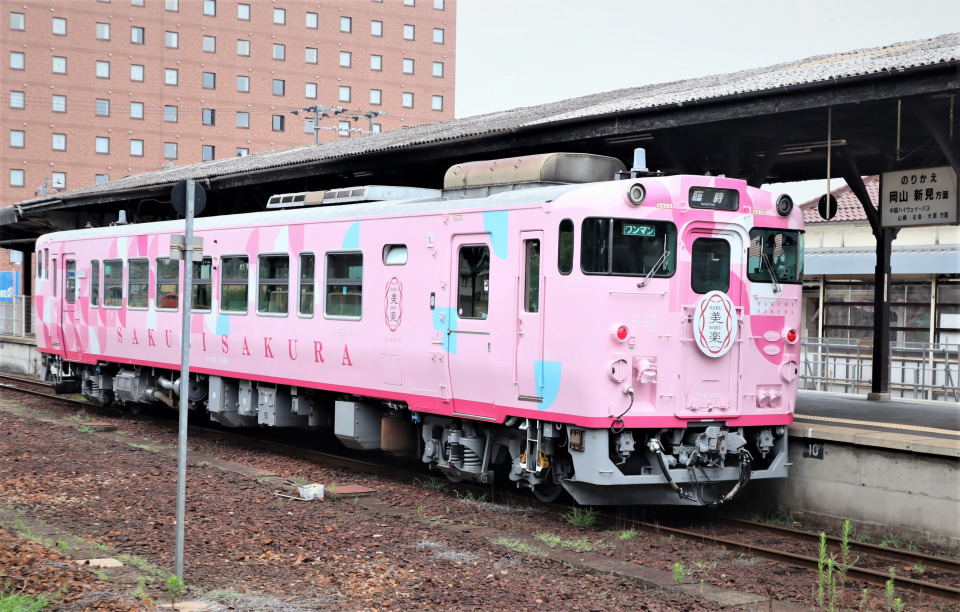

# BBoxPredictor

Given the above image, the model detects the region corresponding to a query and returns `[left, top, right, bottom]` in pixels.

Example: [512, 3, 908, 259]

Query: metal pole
[313, 107, 320, 145]
[174, 181, 195, 579]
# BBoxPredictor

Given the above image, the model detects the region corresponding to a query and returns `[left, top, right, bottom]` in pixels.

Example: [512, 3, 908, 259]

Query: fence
[801, 337, 960, 402]
[0, 296, 34, 338]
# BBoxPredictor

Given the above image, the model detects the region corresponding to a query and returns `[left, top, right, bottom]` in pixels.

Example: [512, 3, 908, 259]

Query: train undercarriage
[46, 355, 789, 506]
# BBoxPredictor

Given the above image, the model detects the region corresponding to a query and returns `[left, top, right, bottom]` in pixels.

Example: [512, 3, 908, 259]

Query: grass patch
[495, 536, 545, 556]
[616, 529, 640, 541]
[561, 506, 597, 528]
[0, 588, 52, 611]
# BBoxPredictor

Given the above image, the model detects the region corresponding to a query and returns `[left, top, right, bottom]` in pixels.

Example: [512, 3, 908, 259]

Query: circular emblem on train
[384, 277, 403, 332]
[694, 290, 737, 358]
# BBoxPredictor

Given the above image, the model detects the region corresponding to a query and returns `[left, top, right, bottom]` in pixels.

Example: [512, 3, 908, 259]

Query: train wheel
[532, 475, 563, 503]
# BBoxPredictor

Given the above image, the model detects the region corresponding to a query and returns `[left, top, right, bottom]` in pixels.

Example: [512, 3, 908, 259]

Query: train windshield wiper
[760, 253, 782, 294]
[639, 250, 669, 287]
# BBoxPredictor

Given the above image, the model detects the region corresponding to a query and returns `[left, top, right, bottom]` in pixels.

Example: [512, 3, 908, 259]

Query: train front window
[156, 258, 179, 310]
[691, 238, 730, 294]
[748, 229, 804, 285]
[258, 254, 289, 315]
[581, 217, 676, 277]
[103, 259, 123, 308]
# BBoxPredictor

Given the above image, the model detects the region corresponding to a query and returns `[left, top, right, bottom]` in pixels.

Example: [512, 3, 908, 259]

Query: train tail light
[784, 329, 798, 344]
[612, 324, 629, 342]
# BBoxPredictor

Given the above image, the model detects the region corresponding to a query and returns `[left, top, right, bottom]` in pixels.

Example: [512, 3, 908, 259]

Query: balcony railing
[0, 296, 34, 338]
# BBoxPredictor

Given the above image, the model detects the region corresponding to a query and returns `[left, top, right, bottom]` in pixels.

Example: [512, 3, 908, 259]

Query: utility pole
[291, 105, 386, 142]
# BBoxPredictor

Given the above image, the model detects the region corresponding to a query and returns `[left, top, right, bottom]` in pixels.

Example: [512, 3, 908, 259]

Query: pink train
[34, 152, 803, 505]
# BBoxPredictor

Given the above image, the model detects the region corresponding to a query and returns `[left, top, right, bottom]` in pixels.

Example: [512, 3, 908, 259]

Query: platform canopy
[2, 33, 959, 247]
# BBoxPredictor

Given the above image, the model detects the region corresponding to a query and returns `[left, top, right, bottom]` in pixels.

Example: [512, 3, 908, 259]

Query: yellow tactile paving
[795, 413, 959, 437]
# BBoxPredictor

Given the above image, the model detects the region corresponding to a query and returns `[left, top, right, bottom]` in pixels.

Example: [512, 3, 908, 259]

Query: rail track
[4, 373, 959, 604]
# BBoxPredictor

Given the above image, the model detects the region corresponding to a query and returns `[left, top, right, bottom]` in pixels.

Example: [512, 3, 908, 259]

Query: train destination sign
[880, 165, 958, 228]
[689, 187, 739, 211]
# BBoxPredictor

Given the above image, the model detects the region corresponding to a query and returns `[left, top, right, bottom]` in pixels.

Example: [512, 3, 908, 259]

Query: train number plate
[569, 428, 585, 452]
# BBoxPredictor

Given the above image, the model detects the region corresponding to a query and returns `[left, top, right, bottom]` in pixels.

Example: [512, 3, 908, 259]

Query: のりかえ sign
[880, 165, 959, 228]
[694, 291, 737, 358]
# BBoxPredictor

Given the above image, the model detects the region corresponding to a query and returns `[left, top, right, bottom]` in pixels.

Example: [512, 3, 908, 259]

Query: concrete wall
[0, 337, 42, 377]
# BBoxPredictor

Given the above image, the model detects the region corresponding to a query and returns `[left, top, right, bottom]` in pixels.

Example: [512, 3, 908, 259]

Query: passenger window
[192, 257, 213, 311]
[156, 258, 180, 310]
[747, 229, 804, 284]
[457, 245, 489, 319]
[299, 253, 315, 317]
[36, 251, 42, 279]
[258, 254, 289, 314]
[581, 217, 676, 277]
[128, 259, 149, 308]
[558, 219, 573, 275]
[691, 238, 730, 294]
[524, 240, 540, 313]
[325, 252, 362, 318]
[103, 259, 123, 308]
[220, 256, 249, 313]
[65, 260, 76, 304]
[91, 260, 100, 307]
[382, 244, 407, 265]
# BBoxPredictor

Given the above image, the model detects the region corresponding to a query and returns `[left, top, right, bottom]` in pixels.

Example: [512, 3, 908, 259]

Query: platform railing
[0, 296, 34, 338]
[801, 337, 960, 402]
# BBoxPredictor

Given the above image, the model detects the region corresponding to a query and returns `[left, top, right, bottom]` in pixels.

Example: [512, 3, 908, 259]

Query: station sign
[880, 165, 958, 228]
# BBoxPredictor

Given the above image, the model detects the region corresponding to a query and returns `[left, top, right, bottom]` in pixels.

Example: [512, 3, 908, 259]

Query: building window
[305, 47, 317, 63]
[130, 139, 144, 156]
[132, 0, 144, 6]
[340, 16, 352, 32]
[272, 115, 285, 131]
[165, 68, 178, 85]
[10, 169, 24, 187]
[202, 145, 215, 160]
[10, 91, 25, 108]
[202, 108, 215, 126]
[402, 58, 414, 74]
[237, 75, 250, 92]
[339, 86, 351, 102]
[164, 142, 177, 159]
[128, 259, 148, 309]
[273, 43, 285, 60]
[202, 72, 215, 89]
[96, 22, 110, 40]
[403, 24, 414, 40]
[165, 31, 178, 48]
[299, 253, 315, 316]
[371, 20, 382, 36]
[432, 95, 443, 111]
[339, 51, 351, 67]
[325, 253, 362, 318]
[52, 133, 66, 151]
[130, 64, 144, 81]
[402, 92, 413, 108]
[236, 111, 249, 128]
[433, 61, 444, 77]
[166, 0, 178, 11]
[306, 12, 318, 28]
[52, 94, 66, 112]
[221, 256, 248, 312]
[52, 56, 67, 73]
[95, 136, 109, 154]
[236, 147, 248, 157]
[304, 118, 314, 134]
[51, 171, 66, 189]
[338, 120, 350, 136]
[96, 98, 110, 116]
[95, 174, 109, 184]
[203, 0, 216, 16]
[95, 60, 110, 78]
[131, 26, 144, 44]
[272, 79, 285, 95]
[202, 35, 216, 52]
[404, 0, 415, 5]
[192, 258, 213, 310]
[156, 259, 179, 309]
[10, 130, 24, 148]
[164, 105, 178, 122]
[237, 39, 249, 55]
[305, 82, 317, 99]
[370, 54, 382, 71]
[273, 8, 285, 24]
[103, 259, 123, 307]
[10, 52, 24, 70]
[52, 17, 66, 35]
[370, 89, 381, 105]
[130, 101, 144, 118]
[10, 12, 24, 30]
[433, 28, 444, 43]
[237, 3, 249, 20]
[257, 255, 289, 314]
[434, 0, 444, 9]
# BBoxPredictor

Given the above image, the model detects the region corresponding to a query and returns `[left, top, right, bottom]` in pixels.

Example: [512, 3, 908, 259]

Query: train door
[447, 235, 494, 413]
[516, 231, 544, 401]
[60, 256, 82, 361]
[678, 228, 744, 418]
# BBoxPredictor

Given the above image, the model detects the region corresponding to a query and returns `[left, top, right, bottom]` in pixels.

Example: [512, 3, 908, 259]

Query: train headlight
[776, 194, 794, 217]
[627, 183, 646, 206]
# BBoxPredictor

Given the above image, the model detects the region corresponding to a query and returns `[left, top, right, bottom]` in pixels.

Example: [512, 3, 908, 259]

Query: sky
[454, 0, 959, 201]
